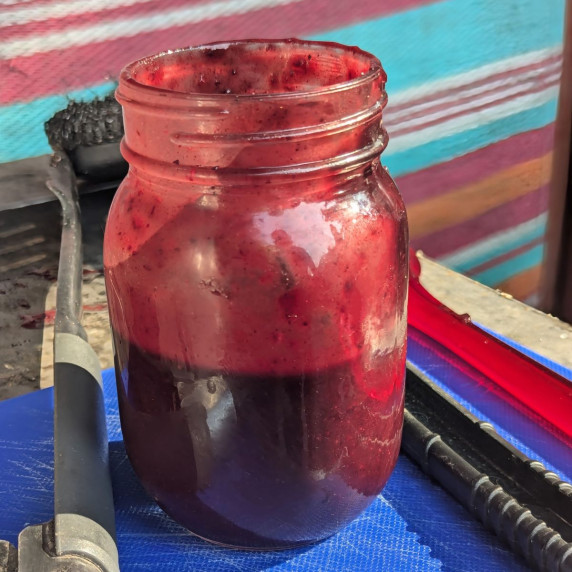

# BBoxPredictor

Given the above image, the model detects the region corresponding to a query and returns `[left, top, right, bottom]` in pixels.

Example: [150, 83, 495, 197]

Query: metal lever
[1, 154, 119, 572]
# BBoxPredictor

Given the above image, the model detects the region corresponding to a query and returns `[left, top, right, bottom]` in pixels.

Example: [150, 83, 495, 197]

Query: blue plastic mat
[1, 329, 570, 571]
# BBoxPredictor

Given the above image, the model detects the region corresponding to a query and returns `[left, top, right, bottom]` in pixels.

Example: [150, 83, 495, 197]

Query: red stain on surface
[19, 304, 107, 329]
[20, 310, 55, 329]
[26, 269, 57, 281]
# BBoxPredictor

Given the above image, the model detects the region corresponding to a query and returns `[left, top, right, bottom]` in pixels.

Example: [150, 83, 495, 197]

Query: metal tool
[0, 153, 119, 572]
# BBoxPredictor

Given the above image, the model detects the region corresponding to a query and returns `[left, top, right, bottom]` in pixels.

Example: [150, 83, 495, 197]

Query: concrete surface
[0, 188, 114, 399]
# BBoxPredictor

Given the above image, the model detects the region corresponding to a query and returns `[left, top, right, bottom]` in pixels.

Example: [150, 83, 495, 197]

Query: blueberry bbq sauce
[104, 40, 408, 549]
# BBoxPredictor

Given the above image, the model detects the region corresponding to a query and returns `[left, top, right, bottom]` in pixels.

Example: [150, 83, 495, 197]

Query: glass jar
[104, 39, 408, 549]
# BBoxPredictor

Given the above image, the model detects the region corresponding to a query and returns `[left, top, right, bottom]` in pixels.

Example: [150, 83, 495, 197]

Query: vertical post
[540, 0, 572, 319]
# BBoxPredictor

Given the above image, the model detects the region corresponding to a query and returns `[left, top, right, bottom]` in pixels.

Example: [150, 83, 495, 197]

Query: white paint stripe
[388, 73, 561, 132]
[0, 0, 304, 59]
[0, 0, 157, 28]
[387, 60, 562, 122]
[391, 46, 562, 106]
[0, 0, 37, 6]
[438, 213, 547, 268]
[388, 84, 560, 154]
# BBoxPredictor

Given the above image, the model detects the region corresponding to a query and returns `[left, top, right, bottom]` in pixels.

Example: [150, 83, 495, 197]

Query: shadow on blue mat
[109, 441, 313, 571]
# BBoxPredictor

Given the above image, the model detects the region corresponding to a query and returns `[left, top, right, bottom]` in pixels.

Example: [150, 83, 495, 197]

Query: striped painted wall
[0, 0, 566, 303]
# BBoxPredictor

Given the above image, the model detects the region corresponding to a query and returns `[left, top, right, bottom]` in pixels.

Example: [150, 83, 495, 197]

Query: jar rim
[119, 38, 384, 103]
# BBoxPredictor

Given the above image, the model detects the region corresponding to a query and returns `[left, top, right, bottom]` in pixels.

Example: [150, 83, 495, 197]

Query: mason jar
[104, 39, 408, 549]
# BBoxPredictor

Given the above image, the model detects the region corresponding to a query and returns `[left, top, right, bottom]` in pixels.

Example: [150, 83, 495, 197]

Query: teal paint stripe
[449, 222, 546, 274]
[448, 220, 546, 274]
[311, 0, 565, 93]
[0, 82, 116, 163]
[472, 243, 544, 286]
[384, 98, 558, 177]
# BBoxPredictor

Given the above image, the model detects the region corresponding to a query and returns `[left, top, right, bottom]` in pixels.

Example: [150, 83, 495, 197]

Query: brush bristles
[45, 94, 124, 152]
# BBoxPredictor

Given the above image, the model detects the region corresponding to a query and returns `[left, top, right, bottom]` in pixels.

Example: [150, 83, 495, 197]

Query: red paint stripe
[387, 53, 562, 117]
[411, 184, 550, 258]
[394, 124, 555, 205]
[466, 235, 545, 276]
[391, 75, 561, 139]
[0, 0, 434, 104]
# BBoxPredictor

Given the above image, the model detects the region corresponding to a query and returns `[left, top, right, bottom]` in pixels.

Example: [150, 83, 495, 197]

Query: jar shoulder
[104, 163, 407, 265]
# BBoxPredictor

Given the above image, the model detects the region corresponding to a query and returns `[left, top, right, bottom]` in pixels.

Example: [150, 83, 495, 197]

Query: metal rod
[403, 362, 572, 572]
[46, 153, 118, 571]
[46, 154, 85, 339]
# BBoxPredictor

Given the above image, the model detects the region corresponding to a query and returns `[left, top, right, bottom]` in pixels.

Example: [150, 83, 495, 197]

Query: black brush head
[45, 94, 127, 182]
[45, 94, 124, 152]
